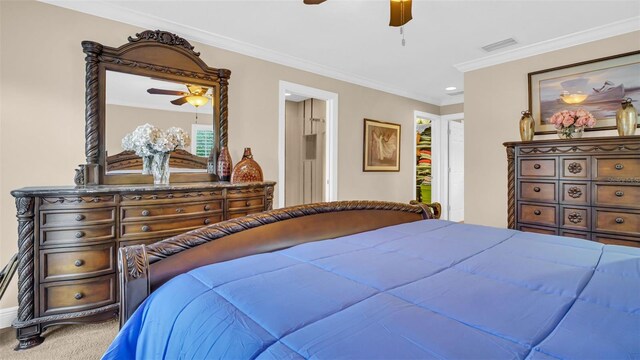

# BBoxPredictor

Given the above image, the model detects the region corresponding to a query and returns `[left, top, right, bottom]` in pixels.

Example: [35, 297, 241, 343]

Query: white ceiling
[46, 0, 640, 106]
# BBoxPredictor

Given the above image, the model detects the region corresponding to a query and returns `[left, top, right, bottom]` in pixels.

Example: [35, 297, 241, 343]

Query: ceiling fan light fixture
[389, 0, 412, 27]
[185, 95, 209, 108]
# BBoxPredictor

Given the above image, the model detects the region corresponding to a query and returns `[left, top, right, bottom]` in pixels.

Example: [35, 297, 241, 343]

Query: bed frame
[106, 149, 208, 171]
[118, 200, 441, 326]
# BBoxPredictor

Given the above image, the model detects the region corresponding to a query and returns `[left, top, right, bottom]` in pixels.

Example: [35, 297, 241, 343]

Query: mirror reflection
[105, 70, 215, 174]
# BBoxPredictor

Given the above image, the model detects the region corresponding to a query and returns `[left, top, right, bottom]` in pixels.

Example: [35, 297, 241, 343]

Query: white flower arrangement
[122, 124, 191, 155]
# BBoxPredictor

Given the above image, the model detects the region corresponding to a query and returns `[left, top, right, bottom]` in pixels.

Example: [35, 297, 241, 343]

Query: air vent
[481, 38, 518, 52]
[447, 90, 464, 96]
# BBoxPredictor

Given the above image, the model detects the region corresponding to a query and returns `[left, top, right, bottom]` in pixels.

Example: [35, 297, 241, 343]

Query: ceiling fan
[303, 0, 413, 27]
[146, 84, 210, 108]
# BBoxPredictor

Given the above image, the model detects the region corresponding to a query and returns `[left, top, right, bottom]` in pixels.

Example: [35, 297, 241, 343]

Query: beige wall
[440, 103, 464, 115]
[0, 1, 442, 311]
[464, 31, 640, 228]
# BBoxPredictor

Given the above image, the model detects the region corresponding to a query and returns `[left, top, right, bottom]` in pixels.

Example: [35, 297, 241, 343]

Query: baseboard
[0, 307, 17, 329]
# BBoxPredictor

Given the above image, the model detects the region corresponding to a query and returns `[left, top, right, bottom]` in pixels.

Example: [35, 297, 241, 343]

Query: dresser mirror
[105, 70, 214, 174]
[76, 30, 231, 185]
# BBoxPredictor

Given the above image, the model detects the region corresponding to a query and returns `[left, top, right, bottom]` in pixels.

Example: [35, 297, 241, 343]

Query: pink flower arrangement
[548, 109, 597, 138]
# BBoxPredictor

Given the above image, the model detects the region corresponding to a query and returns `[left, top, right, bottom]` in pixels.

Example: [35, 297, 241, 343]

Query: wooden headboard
[106, 149, 208, 171]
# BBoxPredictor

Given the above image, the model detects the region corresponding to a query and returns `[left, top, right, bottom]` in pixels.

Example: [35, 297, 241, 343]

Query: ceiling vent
[481, 38, 518, 52]
[447, 90, 464, 96]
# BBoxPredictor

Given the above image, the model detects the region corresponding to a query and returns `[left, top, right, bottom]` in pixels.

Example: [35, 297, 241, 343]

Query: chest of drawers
[505, 136, 640, 247]
[11, 182, 275, 349]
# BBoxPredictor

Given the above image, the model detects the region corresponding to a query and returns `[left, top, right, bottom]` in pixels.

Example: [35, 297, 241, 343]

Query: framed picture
[529, 50, 640, 134]
[363, 118, 401, 172]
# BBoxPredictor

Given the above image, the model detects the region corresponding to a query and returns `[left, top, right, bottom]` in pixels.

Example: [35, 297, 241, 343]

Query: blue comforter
[103, 220, 640, 359]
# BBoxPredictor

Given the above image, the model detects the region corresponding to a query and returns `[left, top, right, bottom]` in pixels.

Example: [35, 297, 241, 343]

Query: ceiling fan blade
[303, 0, 326, 4]
[389, 0, 413, 27]
[171, 96, 189, 106]
[147, 88, 188, 96]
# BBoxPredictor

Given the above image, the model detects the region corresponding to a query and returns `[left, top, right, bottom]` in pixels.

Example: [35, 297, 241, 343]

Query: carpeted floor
[0, 319, 117, 360]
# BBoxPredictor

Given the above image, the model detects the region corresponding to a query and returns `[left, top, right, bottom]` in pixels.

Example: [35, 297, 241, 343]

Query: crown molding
[41, 0, 443, 106]
[455, 16, 640, 73]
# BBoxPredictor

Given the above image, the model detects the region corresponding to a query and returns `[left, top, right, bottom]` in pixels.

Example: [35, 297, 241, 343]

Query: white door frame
[278, 81, 339, 208]
[413, 111, 464, 220]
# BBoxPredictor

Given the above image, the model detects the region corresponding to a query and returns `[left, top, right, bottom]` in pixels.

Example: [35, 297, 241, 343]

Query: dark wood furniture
[11, 182, 274, 349]
[106, 149, 208, 171]
[118, 200, 441, 326]
[504, 136, 640, 247]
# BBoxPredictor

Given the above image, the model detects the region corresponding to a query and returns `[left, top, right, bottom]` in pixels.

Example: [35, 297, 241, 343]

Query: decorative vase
[142, 155, 153, 175]
[151, 152, 170, 185]
[616, 98, 638, 136]
[231, 147, 264, 183]
[217, 146, 232, 182]
[557, 127, 584, 139]
[519, 110, 535, 141]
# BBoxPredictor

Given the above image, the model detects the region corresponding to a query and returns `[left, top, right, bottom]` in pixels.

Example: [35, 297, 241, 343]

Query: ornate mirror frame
[75, 30, 231, 185]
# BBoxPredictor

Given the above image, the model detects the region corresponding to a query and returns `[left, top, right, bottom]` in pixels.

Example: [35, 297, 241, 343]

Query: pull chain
[400, 26, 405, 46]
[400, 1, 406, 46]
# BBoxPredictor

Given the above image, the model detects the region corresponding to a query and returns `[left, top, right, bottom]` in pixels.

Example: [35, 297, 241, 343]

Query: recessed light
[445, 87, 457, 91]
[285, 92, 292, 96]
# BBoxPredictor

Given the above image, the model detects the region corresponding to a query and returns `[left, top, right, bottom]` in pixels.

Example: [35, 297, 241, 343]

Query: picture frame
[363, 118, 401, 172]
[528, 50, 640, 135]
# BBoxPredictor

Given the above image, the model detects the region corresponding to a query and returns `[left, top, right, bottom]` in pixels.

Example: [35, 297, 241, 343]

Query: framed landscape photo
[529, 50, 640, 134]
[363, 118, 401, 172]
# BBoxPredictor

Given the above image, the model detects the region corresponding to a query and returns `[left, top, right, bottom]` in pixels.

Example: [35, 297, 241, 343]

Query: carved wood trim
[128, 30, 200, 56]
[15, 197, 35, 322]
[506, 145, 516, 229]
[82, 41, 102, 166]
[106, 149, 207, 171]
[120, 191, 221, 201]
[12, 303, 119, 329]
[118, 245, 149, 328]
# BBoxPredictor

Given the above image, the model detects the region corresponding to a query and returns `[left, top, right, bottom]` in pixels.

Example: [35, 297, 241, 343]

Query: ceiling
[46, 0, 640, 106]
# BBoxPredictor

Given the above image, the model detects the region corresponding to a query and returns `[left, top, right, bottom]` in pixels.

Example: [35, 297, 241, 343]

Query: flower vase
[142, 156, 153, 175]
[519, 110, 535, 141]
[217, 146, 232, 182]
[231, 147, 264, 183]
[151, 152, 170, 185]
[557, 127, 584, 139]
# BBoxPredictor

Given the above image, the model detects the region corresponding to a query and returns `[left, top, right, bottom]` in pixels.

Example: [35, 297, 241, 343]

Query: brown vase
[231, 147, 264, 183]
[217, 146, 232, 182]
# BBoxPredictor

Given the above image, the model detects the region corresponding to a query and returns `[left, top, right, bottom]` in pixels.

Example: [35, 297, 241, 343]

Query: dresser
[10, 182, 274, 349]
[504, 136, 640, 247]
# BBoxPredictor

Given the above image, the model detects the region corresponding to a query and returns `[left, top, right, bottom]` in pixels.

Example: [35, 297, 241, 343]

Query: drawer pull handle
[141, 210, 150, 217]
[534, 210, 541, 216]
[246, 201, 252, 207]
[204, 218, 211, 225]
[74, 231, 85, 238]
[568, 212, 583, 224]
[204, 205, 211, 211]
[75, 214, 85, 221]
[533, 164, 541, 170]
[533, 187, 541, 192]
[74, 292, 84, 300]
[141, 225, 151, 232]
[176, 208, 184, 213]
[74, 259, 84, 267]
[567, 162, 582, 174]
[615, 163, 624, 170]
[615, 217, 624, 224]
[615, 190, 624, 197]
[568, 187, 582, 199]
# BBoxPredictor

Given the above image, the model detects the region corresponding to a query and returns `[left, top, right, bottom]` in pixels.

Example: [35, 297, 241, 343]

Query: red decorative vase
[217, 146, 232, 182]
[231, 148, 263, 183]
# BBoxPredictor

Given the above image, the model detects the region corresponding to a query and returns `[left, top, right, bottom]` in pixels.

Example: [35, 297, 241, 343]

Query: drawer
[560, 206, 590, 231]
[593, 183, 640, 209]
[40, 275, 116, 315]
[561, 157, 590, 179]
[592, 233, 640, 248]
[519, 181, 557, 203]
[593, 208, 640, 236]
[560, 182, 589, 205]
[119, 191, 223, 205]
[517, 224, 558, 236]
[121, 200, 223, 222]
[227, 188, 265, 198]
[227, 197, 264, 211]
[559, 229, 591, 240]
[593, 156, 640, 181]
[40, 208, 116, 228]
[41, 225, 115, 247]
[227, 208, 264, 220]
[39, 195, 116, 209]
[120, 214, 224, 240]
[519, 203, 558, 227]
[519, 158, 557, 178]
[40, 244, 115, 282]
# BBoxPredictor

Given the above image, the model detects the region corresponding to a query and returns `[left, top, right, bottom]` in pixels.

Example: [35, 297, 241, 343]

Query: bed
[104, 201, 639, 359]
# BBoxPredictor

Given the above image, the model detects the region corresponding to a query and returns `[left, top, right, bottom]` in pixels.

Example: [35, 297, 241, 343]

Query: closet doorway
[278, 81, 338, 208]
[413, 111, 464, 221]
